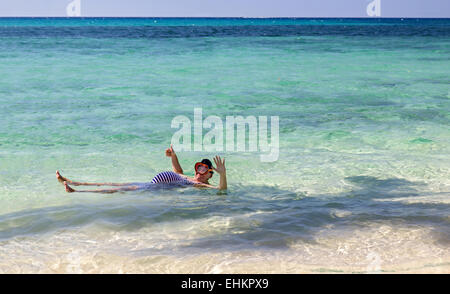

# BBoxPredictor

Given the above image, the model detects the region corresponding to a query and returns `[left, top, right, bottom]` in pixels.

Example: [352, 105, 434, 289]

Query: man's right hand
[166, 144, 184, 174]
[165, 144, 176, 157]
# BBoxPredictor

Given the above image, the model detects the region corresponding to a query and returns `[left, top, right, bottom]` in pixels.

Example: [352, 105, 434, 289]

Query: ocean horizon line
[0, 16, 449, 19]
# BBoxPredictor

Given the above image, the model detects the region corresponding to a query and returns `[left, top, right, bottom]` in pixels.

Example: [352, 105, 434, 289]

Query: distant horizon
[0, 16, 449, 19]
[1, 0, 449, 18]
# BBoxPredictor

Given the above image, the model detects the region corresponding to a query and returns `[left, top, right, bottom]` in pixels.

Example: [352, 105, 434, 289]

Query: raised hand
[212, 155, 226, 175]
[165, 144, 176, 157]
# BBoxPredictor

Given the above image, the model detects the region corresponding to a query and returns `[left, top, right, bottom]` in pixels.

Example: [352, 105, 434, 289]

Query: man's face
[194, 163, 213, 183]
[195, 171, 212, 183]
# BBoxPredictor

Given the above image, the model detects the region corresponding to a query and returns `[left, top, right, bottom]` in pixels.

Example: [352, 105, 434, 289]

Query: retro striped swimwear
[150, 171, 195, 186]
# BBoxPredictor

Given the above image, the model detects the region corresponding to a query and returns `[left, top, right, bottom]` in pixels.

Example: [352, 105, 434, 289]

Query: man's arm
[213, 155, 227, 190]
[165, 144, 183, 174]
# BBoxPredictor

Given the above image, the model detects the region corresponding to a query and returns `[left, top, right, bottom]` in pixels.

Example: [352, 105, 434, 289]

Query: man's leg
[57, 171, 136, 187]
[64, 181, 140, 194]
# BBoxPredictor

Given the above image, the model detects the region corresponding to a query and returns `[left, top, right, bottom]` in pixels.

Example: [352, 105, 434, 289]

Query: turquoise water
[0, 18, 449, 273]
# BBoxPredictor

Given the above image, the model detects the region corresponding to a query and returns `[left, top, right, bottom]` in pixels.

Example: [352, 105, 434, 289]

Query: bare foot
[64, 181, 76, 193]
[56, 170, 69, 184]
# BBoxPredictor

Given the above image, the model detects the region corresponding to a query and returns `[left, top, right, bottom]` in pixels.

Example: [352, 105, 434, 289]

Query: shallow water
[0, 18, 449, 273]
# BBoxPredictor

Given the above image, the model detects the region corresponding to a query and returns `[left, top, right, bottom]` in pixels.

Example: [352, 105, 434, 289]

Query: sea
[0, 17, 449, 273]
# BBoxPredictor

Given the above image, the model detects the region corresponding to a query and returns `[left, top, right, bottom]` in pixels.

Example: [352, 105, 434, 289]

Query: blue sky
[0, 0, 449, 17]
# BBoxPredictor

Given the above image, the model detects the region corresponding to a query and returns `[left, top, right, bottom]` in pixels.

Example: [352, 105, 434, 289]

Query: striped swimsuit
[130, 171, 195, 190]
[150, 171, 195, 186]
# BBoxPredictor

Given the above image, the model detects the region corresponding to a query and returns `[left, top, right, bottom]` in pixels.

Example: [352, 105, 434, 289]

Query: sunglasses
[195, 162, 214, 175]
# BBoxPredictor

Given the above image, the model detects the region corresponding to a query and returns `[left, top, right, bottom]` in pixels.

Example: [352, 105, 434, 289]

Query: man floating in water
[57, 145, 227, 193]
